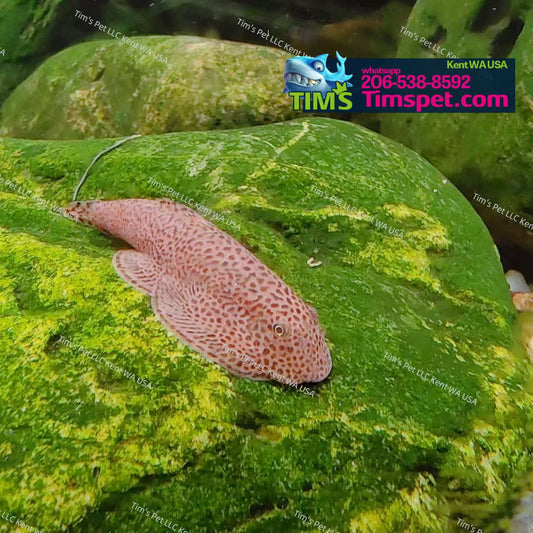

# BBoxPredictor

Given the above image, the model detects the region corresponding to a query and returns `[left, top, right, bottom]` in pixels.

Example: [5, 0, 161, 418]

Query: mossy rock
[380, 0, 533, 274]
[0, 0, 66, 104]
[0, 62, 37, 110]
[0, 0, 68, 60]
[0, 35, 299, 140]
[0, 118, 531, 532]
[0, 0, 398, 108]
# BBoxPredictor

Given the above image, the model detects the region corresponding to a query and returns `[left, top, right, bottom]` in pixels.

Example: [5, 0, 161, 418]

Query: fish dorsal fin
[112, 250, 161, 296]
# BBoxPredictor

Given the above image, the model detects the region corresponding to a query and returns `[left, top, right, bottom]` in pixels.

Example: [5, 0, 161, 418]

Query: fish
[65, 198, 332, 385]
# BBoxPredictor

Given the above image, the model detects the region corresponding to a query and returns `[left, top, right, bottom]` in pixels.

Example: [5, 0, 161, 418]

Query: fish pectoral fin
[152, 276, 227, 355]
[151, 274, 214, 339]
[152, 276, 269, 380]
[112, 250, 160, 296]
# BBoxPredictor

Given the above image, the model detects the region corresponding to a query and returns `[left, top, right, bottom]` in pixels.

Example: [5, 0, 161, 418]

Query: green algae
[0, 0, 68, 105]
[381, 0, 533, 258]
[0, 118, 531, 532]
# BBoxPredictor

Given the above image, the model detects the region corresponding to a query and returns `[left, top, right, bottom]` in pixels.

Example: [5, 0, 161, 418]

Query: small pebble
[307, 257, 322, 268]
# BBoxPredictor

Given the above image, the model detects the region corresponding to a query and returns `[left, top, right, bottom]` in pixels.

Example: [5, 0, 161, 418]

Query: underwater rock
[0, 0, 66, 104]
[0, 36, 299, 139]
[0, 0, 65, 60]
[0, 118, 530, 531]
[380, 0, 533, 276]
[511, 491, 533, 533]
[0, 63, 37, 110]
[0, 0, 408, 108]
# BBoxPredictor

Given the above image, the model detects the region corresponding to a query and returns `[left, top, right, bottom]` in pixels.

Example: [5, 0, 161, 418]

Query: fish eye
[313, 61, 324, 72]
[273, 324, 286, 337]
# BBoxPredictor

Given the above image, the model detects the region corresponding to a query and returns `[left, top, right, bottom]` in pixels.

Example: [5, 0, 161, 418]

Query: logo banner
[284, 55, 515, 113]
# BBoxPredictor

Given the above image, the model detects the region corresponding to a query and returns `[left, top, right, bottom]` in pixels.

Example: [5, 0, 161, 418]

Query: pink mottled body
[65, 199, 331, 384]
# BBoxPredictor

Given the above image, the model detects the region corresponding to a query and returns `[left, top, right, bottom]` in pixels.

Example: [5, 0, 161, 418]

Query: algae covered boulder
[0, 35, 299, 140]
[0, 0, 67, 104]
[380, 0, 533, 273]
[0, 118, 531, 532]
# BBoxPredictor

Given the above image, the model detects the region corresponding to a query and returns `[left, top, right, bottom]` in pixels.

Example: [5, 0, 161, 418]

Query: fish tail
[64, 199, 158, 247]
[64, 200, 99, 226]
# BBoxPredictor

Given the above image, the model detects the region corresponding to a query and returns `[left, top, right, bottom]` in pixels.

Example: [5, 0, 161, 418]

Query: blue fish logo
[283, 52, 353, 95]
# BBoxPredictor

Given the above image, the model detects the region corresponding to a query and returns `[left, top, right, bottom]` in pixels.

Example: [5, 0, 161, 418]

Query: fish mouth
[284, 72, 320, 87]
